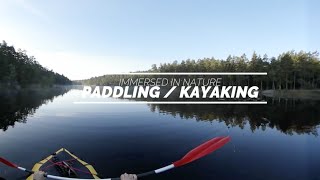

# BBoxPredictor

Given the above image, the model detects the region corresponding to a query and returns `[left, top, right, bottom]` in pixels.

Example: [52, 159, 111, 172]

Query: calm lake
[1, 88, 320, 180]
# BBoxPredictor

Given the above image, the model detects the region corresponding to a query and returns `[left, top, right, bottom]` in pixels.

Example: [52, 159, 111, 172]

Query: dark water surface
[1, 88, 320, 180]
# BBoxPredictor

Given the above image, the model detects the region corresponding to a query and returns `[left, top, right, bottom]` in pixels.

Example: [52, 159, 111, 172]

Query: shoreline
[0, 85, 74, 97]
[262, 89, 320, 100]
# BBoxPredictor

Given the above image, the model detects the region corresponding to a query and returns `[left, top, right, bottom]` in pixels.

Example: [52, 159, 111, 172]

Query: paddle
[130, 136, 231, 180]
[0, 157, 18, 168]
[0, 157, 33, 174]
[0, 136, 230, 180]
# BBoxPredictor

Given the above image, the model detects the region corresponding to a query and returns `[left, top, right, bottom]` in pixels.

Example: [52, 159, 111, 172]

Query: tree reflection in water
[0, 87, 71, 131]
[148, 99, 320, 136]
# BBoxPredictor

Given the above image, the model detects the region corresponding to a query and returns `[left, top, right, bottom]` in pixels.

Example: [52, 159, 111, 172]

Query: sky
[0, 0, 319, 80]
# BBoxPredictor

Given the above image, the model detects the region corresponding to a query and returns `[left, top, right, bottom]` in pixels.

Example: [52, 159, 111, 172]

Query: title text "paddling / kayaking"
[82, 85, 260, 99]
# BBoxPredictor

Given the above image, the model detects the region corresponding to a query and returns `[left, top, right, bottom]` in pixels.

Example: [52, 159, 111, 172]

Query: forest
[82, 51, 320, 90]
[0, 41, 71, 88]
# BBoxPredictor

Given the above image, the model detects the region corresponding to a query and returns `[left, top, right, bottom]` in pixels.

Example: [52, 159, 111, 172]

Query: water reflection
[1, 89, 320, 180]
[1, 87, 319, 137]
[148, 99, 320, 136]
[0, 87, 71, 131]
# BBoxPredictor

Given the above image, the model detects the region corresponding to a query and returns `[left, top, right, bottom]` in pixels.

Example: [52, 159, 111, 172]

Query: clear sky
[0, 0, 319, 80]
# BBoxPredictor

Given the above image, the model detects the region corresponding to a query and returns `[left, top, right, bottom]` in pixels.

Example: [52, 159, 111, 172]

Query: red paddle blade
[0, 157, 18, 168]
[173, 136, 231, 167]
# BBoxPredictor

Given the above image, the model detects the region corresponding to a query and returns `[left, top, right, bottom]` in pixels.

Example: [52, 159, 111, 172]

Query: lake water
[1, 88, 320, 180]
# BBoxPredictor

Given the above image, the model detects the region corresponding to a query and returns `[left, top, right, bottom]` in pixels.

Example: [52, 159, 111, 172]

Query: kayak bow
[26, 148, 100, 180]
[0, 136, 231, 179]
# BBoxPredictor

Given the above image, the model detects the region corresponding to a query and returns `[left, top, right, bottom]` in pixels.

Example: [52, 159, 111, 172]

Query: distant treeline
[0, 41, 71, 88]
[82, 51, 320, 90]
